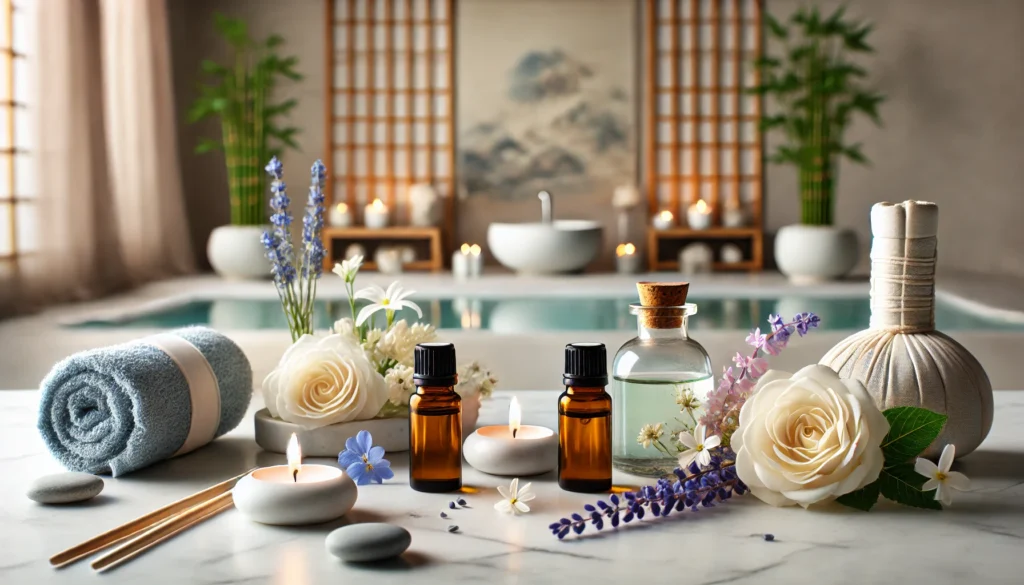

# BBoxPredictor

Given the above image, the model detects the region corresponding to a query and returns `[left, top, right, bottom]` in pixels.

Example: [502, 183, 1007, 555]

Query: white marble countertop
[3, 390, 1024, 584]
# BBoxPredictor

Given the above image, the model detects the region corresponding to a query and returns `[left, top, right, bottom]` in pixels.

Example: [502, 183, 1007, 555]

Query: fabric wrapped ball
[820, 329, 993, 458]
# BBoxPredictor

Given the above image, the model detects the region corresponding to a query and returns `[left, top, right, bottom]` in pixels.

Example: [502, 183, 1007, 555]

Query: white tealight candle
[233, 434, 357, 525]
[329, 202, 353, 227]
[452, 243, 483, 280]
[652, 210, 675, 231]
[364, 198, 389, 229]
[463, 396, 557, 476]
[687, 199, 713, 230]
[615, 242, 641, 274]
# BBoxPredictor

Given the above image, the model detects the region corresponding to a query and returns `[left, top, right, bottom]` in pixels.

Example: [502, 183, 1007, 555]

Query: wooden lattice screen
[644, 0, 763, 248]
[324, 0, 455, 235]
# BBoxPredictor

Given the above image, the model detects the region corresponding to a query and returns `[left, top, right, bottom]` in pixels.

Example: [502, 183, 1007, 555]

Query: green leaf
[195, 138, 222, 154]
[764, 13, 788, 39]
[881, 407, 948, 465]
[878, 463, 942, 510]
[835, 480, 880, 511]
[265, 34, 285, 49]
[842, 143, 869, 165]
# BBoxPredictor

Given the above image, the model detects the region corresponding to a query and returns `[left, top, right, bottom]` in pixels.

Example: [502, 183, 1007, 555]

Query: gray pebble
[27, 472, 103, 504]
[326, 523, 411, 562]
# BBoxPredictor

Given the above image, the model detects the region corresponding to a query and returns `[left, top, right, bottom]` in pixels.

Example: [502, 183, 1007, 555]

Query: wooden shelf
[647, 226, 763, 272]
[322, 226, 444, 272]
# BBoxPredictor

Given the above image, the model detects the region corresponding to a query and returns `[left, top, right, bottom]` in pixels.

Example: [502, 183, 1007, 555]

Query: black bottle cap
[414, 342, 458, 386]
[563, 342, 608, 387]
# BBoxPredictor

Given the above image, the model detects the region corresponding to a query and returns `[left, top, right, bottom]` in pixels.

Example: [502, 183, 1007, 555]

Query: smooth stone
[325, 523, 411, 562]
[27, 472, 103, 504]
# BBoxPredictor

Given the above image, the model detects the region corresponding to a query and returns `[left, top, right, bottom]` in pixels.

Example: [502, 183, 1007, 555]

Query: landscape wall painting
[456, 0, 636, 266]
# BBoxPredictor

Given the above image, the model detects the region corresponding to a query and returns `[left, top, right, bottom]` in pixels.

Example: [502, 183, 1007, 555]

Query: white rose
[262, 334, 388, 429]
[733, 365, 890, 508]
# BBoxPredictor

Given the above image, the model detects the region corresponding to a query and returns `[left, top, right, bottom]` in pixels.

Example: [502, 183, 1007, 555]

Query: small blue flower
[338, 430, 394, 485]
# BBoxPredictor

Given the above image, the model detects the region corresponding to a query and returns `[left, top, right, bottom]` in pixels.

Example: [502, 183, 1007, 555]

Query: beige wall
[170, 0, 1024, 276]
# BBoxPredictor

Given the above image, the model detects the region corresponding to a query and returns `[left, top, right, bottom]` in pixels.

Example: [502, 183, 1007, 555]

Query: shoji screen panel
[645, 0, 763, 225]
[326, 0, 455, 230]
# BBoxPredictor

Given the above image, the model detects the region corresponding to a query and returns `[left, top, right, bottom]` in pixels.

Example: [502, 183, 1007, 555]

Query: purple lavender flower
[550, 458, 746, 539]
[767, 313, 786, 332]
[794, 312, 821, 336]
[745, 328, 767, 350]
[300, 160, 328, 278]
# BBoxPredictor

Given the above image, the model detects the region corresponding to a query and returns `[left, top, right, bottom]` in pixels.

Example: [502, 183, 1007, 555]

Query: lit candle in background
[615, 242, 641, 274]
[687, 199, 713, 230]
[452, 243, 483, 280]
[722, 201, 748, 228]
[364, 198, 389, 229]
[232, 433, 357, 525]
[652, 210, 675, 231]
[463, 396, 557, 476]
[328, 202, 352, 227]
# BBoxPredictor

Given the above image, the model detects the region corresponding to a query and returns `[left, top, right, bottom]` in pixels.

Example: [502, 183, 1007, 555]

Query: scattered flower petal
[494, 478, 534, 516]
[338, 430, 394, 485]
[915, 444, 970, 507]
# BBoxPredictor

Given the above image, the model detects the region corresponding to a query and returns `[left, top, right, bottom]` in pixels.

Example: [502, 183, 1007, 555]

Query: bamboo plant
[753, 5, 885, 226]
[188, 13, 302, 226]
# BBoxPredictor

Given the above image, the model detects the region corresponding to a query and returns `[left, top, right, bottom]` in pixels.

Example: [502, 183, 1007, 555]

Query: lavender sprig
[260, 157, 328, 341]
[549, 455, 746, 539]
[701, 312, 821, 444]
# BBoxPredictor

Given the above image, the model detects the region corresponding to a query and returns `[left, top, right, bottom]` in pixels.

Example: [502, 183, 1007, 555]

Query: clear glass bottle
[611, 282, 714, 477]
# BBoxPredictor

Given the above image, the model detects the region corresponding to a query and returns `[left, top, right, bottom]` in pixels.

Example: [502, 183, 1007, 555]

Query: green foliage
[836, 406, 946, 512]
[752, 4, 885, 226]
[188, 13, 303, 226]
[881, 407, 949, 466]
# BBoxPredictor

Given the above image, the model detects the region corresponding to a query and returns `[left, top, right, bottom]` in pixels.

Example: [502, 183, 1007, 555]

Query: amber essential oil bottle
[409, 342, 463, 493]
[558, 342, 613, 493]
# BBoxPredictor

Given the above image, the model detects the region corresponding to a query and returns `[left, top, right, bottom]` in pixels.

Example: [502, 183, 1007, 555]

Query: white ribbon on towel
[147, 333, 222, 456]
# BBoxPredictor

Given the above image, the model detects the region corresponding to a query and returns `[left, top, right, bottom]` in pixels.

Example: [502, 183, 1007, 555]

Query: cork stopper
[636, 281, 690, 329]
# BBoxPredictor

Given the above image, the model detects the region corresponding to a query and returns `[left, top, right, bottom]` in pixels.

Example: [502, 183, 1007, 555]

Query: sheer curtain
[5, 0, 193, 316]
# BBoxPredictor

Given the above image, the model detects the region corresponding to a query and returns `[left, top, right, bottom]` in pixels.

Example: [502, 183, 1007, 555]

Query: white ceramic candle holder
[687, 200, 712, 230]
[652, 210, 675, 231]
[329, 203, 353, 228]
[233, 465, 357, 526]
[453, 244, 482, 280]
[364, 199, 389, 229]
[615, 243, 641, 274]
[463, 425, 557, 476]
[722, 206, 748, 228]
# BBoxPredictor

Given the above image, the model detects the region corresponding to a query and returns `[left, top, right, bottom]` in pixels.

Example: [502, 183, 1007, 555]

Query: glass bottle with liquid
[409, 342, 462, 493]
[558, 342, 612, 493]
[611, 282, 714, 477]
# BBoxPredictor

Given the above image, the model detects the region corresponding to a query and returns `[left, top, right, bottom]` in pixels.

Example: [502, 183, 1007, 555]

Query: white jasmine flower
[332, 317, 356, 338]
[915, 444, 970, 507]
[384, 364, 415, 407]
[354, 282, 423, 326]
[636, 423, 664, 449]
[377, 320, 438, 366]
[455, 361, 498, 399]
[678, 423, 721, 468]
[332, 255, 363, 283]
[494, 478, 534, 515]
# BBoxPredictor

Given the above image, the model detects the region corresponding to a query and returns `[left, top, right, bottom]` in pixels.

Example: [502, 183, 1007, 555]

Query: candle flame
[694, 199, 709, 213]
[469, 244, 481, 256]
[616, 243, 636, 257]
[509, 396, 521, 438]
[370, 198, 386, 211]
[287, 433, 301, 481]
[336, 202, 348, 213]
[659, 210, 673, 221]
[460, 243, 471, 255]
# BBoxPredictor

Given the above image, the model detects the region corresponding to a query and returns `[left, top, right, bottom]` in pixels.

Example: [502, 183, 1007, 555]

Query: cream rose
[733, 365, 889, 508]
[262, 334, 388, 429]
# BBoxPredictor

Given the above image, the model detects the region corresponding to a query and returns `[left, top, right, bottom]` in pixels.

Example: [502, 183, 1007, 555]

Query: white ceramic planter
[775, 224, 859, 284]
[207, 225, 271, 280]
[487, 220, 602, 274]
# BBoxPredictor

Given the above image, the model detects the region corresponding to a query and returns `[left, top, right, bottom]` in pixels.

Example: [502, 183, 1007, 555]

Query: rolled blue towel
[38, 327, 252, 476]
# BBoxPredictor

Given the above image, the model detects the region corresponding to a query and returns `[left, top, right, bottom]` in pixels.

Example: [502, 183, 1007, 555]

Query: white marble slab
[3, 390, 1023, 584]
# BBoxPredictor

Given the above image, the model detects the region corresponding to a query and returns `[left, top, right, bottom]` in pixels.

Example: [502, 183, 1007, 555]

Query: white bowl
[487, 220, 603, 274]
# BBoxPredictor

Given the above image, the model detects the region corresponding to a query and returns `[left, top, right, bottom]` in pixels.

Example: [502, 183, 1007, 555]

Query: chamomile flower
[637, 423, 665, 449]
[678, 423, 720, 468]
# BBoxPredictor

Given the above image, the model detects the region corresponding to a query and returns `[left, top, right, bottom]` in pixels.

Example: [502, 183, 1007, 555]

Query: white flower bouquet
[262, 255, 496, 431]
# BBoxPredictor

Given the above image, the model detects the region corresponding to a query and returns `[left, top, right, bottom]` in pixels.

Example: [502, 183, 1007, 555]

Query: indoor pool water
[68, 296, 1024, 332]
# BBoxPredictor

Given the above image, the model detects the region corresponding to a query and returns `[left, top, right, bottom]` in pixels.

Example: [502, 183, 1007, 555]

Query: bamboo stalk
[49, 470, 253, 568]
